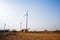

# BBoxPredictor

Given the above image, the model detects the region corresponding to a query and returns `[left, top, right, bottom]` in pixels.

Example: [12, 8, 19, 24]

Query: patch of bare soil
[0, 32, 60, 40]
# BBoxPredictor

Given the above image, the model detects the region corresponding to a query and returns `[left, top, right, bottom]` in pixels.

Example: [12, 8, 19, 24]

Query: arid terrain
[0, 32, 60, 40]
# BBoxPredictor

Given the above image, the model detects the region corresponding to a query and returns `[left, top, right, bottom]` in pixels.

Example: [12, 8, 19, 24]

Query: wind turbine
[26, 9, 28, 30]
[4, 24, 6, 32]
[24, 9, 28, 32]
[20, 22, 22, 31]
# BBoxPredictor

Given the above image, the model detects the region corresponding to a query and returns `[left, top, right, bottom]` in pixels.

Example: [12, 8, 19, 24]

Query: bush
[12, 30, 17, 32]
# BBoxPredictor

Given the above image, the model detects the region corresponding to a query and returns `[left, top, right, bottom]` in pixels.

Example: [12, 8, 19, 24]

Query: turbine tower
[20, 22, 22, 31]
[26, 9, 28, 30]
[4, 24, 6, 32]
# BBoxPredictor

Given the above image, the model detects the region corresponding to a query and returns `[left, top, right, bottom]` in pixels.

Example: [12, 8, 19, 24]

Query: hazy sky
[0, 0, 60, 31]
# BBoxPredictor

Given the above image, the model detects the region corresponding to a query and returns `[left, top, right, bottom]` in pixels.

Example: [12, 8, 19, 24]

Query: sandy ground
[0, 32, 60, 40]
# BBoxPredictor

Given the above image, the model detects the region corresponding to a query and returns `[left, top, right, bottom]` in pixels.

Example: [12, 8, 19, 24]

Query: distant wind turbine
[24, 9, 28, 31]
[4, 24, 6, 32]
[20, 22, 22, 31]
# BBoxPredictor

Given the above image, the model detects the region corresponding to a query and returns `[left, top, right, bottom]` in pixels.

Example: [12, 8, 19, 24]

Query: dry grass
[0, 32, 60, 40]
